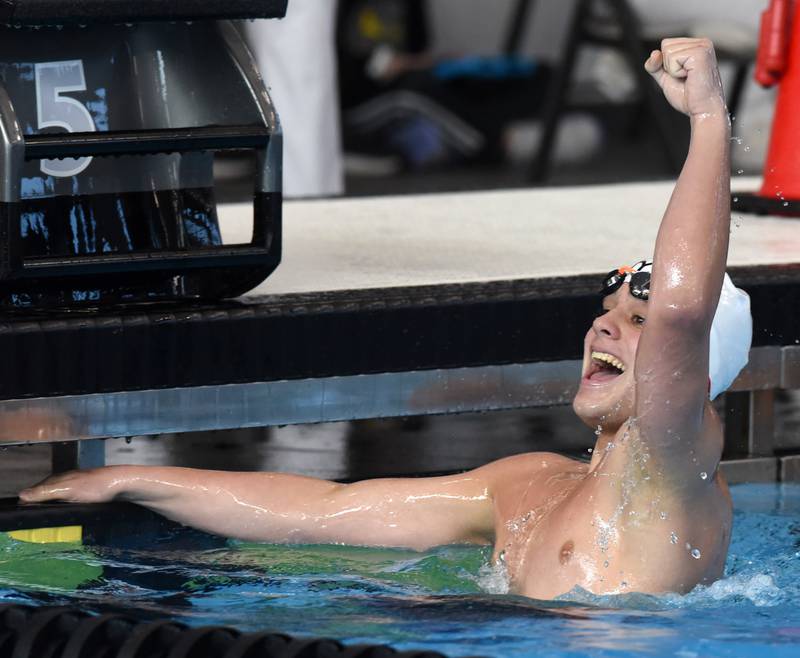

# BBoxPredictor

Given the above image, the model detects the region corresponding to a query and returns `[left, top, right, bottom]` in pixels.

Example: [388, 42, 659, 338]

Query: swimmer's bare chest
[490, 453, 588, 595]
[488, 450, 731, 600]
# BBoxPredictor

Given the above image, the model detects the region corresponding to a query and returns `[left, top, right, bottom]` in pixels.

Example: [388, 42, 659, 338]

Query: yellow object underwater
[7, 525, 82, 544]
[0, 525, 101, 590]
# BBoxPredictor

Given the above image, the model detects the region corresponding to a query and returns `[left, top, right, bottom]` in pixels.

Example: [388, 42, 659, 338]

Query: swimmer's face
[573, 284, 646, 430]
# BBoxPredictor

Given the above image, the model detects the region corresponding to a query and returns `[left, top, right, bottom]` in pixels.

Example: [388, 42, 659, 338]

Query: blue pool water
[1, 483, 799, 658]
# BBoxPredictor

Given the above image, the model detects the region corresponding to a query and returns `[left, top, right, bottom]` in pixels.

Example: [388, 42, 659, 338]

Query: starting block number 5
[34, 60, 96, 178]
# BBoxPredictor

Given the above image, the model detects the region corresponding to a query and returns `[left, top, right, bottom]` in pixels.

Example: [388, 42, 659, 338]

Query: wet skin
[484, 284, 732, 598]
[19, 38, 735, 600]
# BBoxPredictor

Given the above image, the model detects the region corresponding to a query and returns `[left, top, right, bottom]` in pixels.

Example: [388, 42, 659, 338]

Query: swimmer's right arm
[18, 465, 496, 550]
[634, 38, 730, 478]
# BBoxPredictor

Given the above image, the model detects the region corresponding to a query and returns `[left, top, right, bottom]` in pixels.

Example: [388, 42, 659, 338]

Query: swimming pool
[1, 483, 798, 657]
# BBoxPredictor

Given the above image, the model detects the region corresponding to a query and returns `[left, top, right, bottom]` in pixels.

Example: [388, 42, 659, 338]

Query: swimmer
[19, 38, 749, 600]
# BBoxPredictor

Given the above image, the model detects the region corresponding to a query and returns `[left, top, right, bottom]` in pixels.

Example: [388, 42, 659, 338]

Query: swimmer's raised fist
[645, 38, 726, 120]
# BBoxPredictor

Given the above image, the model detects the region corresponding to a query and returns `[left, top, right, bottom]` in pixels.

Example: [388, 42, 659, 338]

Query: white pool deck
[217, 177, 800, 297]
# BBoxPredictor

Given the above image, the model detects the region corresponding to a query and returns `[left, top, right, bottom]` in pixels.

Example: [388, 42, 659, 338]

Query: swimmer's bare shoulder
[508, 410, 732, 600]
[473, 451, 588, 524]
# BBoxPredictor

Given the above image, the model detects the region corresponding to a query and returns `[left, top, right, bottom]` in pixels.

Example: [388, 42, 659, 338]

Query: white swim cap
[709, 273, 752, 399]
[603, 262, 752, 399]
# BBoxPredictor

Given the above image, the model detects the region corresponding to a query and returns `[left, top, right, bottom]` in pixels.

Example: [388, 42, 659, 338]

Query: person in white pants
[243, 0, 344, 198]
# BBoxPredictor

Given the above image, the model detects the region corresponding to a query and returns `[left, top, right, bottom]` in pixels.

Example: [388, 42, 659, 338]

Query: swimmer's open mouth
[587, 351, 626, 381]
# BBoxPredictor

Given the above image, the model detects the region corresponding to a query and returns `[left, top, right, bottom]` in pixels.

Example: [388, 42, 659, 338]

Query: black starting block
[0, 1, 287, 308]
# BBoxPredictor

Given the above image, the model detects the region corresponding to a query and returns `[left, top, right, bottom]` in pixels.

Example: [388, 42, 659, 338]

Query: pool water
[1, 483, 799, 658]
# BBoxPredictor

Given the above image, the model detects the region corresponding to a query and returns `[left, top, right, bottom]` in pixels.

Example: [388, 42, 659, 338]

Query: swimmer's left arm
[636, 39, 730, 478]
[19, 465, 497, 550]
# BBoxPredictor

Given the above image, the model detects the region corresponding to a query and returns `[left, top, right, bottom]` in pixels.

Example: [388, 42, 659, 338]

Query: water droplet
[784, 201, 790, 207]
[125, 437, 133, 444]
[670, 532, 678, 544]
[603, 560, 609, 568]
[660, 511, 668, 520]
[587, 447, 593, 453]
[733, 196, 739, 203]
[700, 471, 708, 480]
[744, 145, 751, 152]
[737, 169, 744, 174]
[685, 542, 692, 550]
[595, 425, 602, 436]
[691, 548, 701, 559]
[620, 580, 628, 588]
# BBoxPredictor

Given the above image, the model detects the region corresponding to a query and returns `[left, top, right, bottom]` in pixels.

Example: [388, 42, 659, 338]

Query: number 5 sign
[35, 60, 96, 177]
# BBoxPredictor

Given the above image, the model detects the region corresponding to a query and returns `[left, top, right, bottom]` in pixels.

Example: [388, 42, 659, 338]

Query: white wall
[426, 0, 577, 61]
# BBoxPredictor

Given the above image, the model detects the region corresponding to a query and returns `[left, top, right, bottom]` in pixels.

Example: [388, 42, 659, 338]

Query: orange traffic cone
[736, 0, 800, 214]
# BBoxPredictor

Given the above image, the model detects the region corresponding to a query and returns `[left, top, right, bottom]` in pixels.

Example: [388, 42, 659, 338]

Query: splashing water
[476, 561, 510, 595]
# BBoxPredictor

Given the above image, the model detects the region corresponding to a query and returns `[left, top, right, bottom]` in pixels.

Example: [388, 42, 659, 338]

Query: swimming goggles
[600, 260, 652, 300]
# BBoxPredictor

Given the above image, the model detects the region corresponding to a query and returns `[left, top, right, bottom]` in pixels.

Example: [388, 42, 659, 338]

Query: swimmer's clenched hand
[645, 38, 726, 120]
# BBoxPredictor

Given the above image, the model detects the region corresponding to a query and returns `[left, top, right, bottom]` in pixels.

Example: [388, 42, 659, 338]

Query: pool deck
[218, 177, 800, 296]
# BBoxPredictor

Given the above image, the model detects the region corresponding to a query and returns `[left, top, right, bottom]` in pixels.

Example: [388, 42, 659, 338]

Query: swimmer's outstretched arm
[19, 464, 495, 550]
[636, 38, 730, 477]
